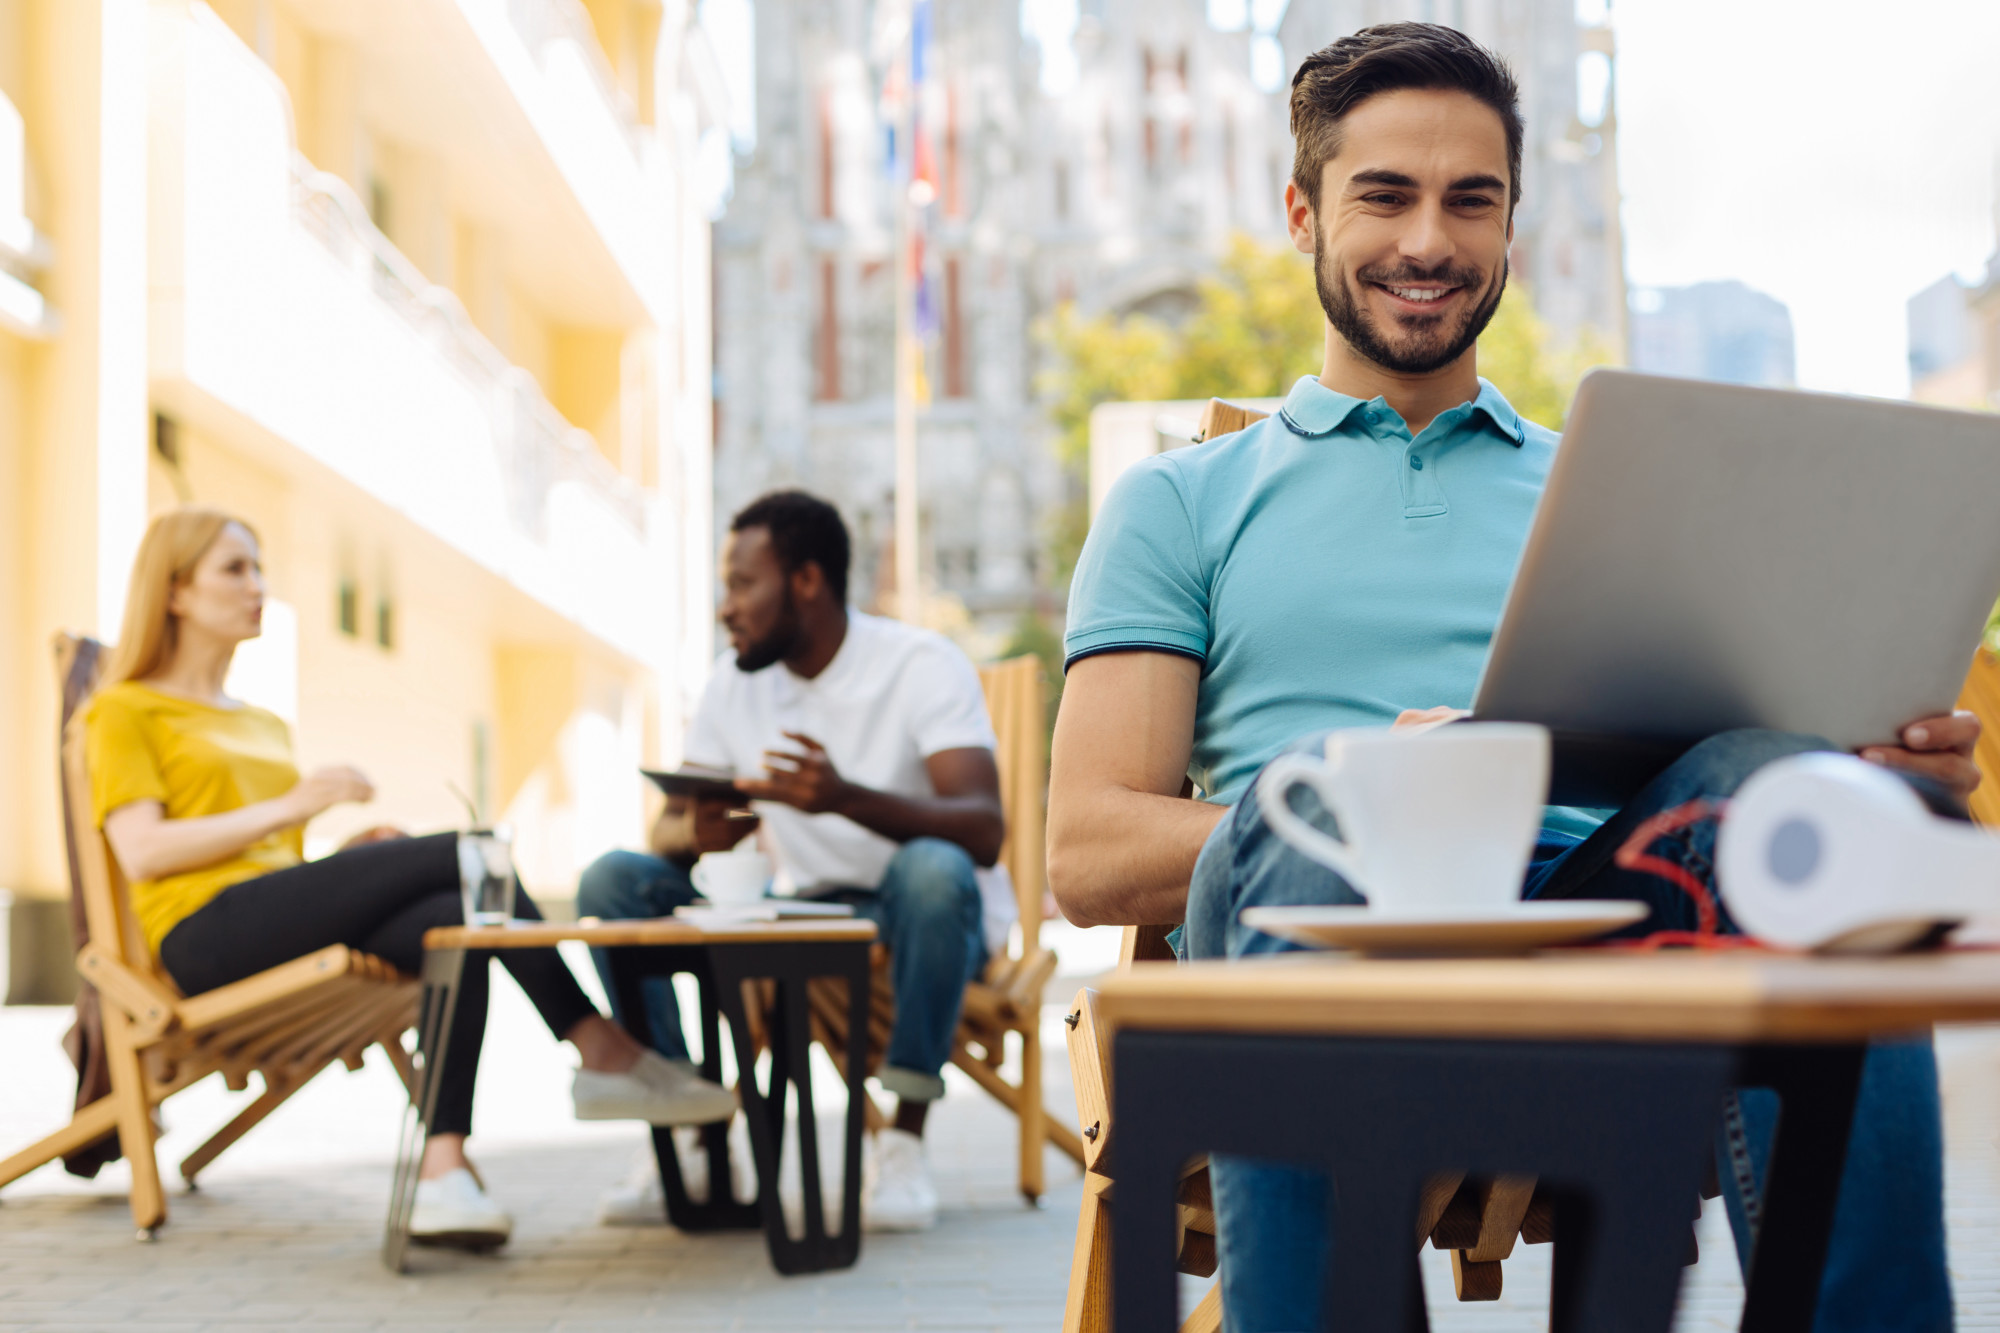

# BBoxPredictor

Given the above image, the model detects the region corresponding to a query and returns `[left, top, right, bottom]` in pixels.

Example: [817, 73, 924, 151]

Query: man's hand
[649, 794, 757, 861]
[736, 732, 851, 814]
[1393, 706, 1469, 733]
[1858, 711, 1983, 804]
[692, 796, 759, 853]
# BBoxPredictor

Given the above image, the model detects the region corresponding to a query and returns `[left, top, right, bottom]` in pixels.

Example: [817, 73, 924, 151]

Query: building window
[337, 577, 359, 637]
[1054, 161, 1070, 221]
[814, 257, 841, 401]
[943, 256, 967, 399]
[375, 593, 395, 650]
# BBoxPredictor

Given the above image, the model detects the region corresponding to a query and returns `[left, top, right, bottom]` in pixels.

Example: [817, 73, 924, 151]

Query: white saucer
[1240, 901, 1650, 956]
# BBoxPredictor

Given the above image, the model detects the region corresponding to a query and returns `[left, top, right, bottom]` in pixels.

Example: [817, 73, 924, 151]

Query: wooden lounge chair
[0, 634, 420, 1238]
[790, 654, 1085, 1202]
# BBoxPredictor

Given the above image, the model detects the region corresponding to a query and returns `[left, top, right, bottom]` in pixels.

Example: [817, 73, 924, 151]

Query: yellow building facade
[0, 0, 725, 999]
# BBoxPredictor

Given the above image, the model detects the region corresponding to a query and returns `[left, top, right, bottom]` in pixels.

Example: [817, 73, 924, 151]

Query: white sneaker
[409, 1167, 512, 1249]
[597, 1146, 668, 1226]
[862, 1128, 938, 1233]
[597, 1125, 757, 1226]
[573, 1049, 738, 1126]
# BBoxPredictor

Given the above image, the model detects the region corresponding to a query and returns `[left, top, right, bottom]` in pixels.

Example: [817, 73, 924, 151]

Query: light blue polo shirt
[1065, 373, 1600, 840]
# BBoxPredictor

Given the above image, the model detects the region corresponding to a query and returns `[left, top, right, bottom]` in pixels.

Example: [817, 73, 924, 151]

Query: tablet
[641, 766, 745, 800]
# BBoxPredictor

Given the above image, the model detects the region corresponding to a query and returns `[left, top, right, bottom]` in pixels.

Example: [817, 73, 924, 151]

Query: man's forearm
[831, 784, 1006, 867]
[1046, 785, 1226, 928]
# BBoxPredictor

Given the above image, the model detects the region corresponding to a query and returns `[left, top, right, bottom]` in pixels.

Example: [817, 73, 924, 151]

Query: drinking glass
[457, 828, 517, 927]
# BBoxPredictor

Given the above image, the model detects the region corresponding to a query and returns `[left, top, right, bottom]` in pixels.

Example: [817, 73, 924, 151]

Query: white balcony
[148, 4, 668, 666]
[281, 0, 671, 325]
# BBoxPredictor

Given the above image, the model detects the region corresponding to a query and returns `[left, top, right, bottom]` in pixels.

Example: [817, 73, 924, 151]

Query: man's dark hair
[731, 490, 852, 603]
[1290, 23, 1523, 216]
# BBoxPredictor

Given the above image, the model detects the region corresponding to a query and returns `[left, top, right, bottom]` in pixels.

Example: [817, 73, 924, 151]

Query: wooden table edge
[1093, 952, 2000, 1044]
[423, 919, 880, 950]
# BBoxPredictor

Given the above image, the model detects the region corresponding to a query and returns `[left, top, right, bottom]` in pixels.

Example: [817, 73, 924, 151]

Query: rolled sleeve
[1064, 456, 1211, 670]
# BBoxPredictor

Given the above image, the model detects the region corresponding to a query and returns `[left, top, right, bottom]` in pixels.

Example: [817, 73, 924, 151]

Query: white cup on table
[691, 849, 771, 908]
[1255, 723, 1550, 914]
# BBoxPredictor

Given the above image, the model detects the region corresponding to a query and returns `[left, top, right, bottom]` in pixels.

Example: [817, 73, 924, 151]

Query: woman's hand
[285, 766, 375, 822]
[339, 825, 407, 851]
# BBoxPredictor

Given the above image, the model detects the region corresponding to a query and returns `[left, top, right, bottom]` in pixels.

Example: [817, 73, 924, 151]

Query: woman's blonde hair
[101, 507, 260, 688]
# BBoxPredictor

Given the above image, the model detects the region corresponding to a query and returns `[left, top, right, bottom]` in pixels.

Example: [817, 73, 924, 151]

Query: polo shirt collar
[1467, 377, 1528, 447]
[1276, 373, 1527, 447]
[1275, 375, 1368, 437]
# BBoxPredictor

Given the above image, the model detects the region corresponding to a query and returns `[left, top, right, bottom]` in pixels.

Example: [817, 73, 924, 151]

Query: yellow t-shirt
[84, 682, 305, 953]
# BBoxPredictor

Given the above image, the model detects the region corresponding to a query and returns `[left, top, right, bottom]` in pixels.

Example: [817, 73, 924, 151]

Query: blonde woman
[85, 508, 734, 1246]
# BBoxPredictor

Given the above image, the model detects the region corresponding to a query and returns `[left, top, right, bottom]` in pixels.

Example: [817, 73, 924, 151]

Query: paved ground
[3, 927, 2000, 1330]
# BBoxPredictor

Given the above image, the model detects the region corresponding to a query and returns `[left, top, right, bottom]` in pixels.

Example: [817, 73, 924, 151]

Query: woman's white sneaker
[862, 1128, 938, 1233]
[597, 1124, 757, 1226]
[409, 1167, 512, 1250]
[573, 1050, 737, 1126]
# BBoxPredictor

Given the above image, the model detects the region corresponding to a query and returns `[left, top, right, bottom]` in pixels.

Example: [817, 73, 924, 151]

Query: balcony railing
[291, 155, 646, 539]
[505, 0, 644, 149]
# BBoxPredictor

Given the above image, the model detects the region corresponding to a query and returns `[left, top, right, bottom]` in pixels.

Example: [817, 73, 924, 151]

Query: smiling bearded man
[1046, 21, 1969, 1333]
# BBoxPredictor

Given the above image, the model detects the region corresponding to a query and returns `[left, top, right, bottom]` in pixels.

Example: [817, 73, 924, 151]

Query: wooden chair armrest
[76, 943, 178, 1042]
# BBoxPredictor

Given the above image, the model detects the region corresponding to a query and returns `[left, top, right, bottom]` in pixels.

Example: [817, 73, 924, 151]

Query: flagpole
[893, 6, 921, 625]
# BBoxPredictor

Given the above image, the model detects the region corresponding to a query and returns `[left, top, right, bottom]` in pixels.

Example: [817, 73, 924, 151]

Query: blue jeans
[1186, 728, 1952, 1333]
[575, 838, 987, 1102]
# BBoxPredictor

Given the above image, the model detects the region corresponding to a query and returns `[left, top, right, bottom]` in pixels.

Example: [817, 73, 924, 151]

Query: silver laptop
[1471, 369, 2000, 806]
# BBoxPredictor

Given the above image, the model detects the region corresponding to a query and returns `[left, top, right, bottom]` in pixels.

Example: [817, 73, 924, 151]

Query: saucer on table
[1239, 901, 1649, 956]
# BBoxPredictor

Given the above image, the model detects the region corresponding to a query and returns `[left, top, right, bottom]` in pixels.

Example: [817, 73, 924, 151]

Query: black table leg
[606, 946, 763, 1231]
[707, 940, 872, 1274]
[382, 946, 465, 1273]
[1113, 1033, 1733, 1333]
[1732, 1044, 1868, 1333]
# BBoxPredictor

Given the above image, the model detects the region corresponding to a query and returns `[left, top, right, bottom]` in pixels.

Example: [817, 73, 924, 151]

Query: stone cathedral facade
[712, 0, 1624, 642]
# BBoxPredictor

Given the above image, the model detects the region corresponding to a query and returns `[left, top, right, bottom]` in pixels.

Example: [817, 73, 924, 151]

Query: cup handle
[1255, 752, 1373, 897]
[690, 861, 711, 897]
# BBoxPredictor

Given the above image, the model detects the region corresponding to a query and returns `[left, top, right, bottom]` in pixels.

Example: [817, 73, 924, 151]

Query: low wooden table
[1097, 950, 2000, 1332]
[382, 918, 878, 1276]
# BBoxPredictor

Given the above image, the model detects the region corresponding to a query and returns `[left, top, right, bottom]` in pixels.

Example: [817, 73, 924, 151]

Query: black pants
[158, 831, 598, 1136]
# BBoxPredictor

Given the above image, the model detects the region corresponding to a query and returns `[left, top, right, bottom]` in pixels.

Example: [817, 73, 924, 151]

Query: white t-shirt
[684, 611, 1018, 952]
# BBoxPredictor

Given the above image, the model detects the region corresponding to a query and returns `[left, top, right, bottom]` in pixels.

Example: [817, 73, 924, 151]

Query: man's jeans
[575, 838, 987, 1102]
[1185, 729, 1952, 1333]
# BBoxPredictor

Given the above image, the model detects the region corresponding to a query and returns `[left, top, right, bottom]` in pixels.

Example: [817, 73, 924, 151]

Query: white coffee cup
[691, 849, 771, 907]
[1255, 723, 1550, 913]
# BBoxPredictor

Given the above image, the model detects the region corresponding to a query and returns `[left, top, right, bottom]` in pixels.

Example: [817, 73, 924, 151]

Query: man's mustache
[1354, 261, 1487, 290]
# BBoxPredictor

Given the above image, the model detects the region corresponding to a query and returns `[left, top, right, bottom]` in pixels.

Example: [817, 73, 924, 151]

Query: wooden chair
[0, 634, 421, 1237]
[1956, 646, 2000, 827]
[790, 654, 1085, 1202]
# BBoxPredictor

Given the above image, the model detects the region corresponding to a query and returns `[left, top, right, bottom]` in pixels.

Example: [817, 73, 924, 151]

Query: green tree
[1037, 232, 1615, 576]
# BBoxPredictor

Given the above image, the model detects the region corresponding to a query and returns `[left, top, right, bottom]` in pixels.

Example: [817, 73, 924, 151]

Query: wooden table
[382, 918, 878, 1276]
[1097, 951, 2000, 1333]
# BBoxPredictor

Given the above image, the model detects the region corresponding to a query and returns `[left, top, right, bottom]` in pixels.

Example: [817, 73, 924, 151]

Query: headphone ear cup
[1717, 754, 1930, 950]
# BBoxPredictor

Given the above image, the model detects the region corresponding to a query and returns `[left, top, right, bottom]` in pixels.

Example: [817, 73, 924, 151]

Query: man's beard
[1315, 235, 1507, 376]
[733, 591, 803, 673]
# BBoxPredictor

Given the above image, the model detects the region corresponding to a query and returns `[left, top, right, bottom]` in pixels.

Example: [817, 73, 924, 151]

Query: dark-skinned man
[579, 490, 1010, 1233]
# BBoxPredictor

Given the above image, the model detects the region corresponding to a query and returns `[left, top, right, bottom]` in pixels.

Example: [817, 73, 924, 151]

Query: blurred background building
[1909, 261, 1998, 411]
[0, 0, 726, 1000]
[1629, 279, 1797, 388]
[712, 0, 1625, 646]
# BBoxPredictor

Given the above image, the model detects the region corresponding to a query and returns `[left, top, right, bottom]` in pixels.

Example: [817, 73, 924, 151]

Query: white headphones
[1717, 753, 2000, 952]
